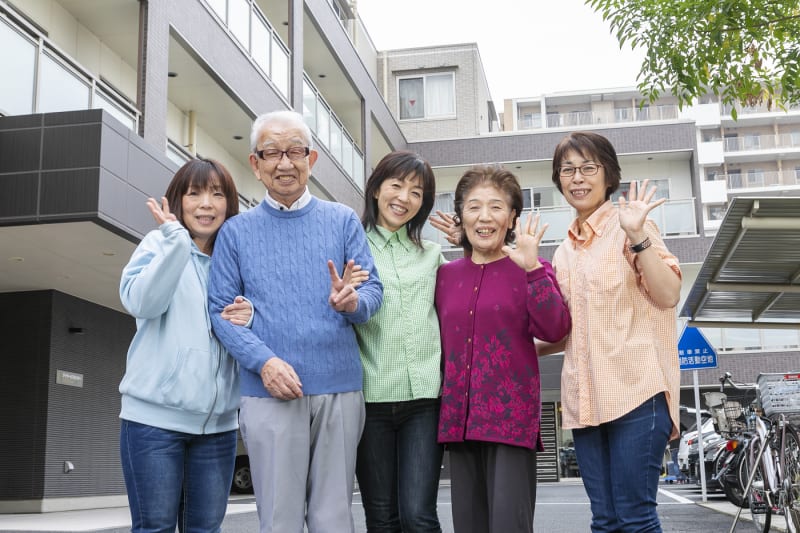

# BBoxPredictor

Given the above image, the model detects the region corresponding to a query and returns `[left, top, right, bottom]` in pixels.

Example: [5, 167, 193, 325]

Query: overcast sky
[355, 0, 646, 103]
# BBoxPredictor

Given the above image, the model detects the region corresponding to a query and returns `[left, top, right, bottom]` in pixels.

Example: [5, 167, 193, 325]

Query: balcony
[712, 170, 800, 192]
[722, 133, 800, 153]
[423, 198, 698, 249]
[538, 104, 679, 130]
[0, 12, 139, 130]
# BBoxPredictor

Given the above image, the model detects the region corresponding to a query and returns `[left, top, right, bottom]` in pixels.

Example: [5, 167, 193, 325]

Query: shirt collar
[367, 224, 413, 252]
[264, 187, 311, 211]
[567, 200, 615, 245]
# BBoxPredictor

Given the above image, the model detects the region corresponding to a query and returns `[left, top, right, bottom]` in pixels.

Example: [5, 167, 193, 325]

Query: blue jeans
[572, 393, 671, 533]
[120, 419, 237, 533]
[356, 398, 443, 533]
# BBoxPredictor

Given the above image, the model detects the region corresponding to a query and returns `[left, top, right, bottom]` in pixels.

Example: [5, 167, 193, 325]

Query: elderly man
[208, 110, 383, 533]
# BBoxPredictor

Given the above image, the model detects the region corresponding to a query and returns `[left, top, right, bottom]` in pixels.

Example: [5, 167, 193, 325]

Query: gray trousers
[449, 441, 538, 533]
[240, 392, 365, 533]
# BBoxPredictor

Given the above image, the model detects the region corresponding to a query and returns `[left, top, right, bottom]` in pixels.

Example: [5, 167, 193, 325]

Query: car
[231, 431, 254, 494]
[677, 415, 716, 476]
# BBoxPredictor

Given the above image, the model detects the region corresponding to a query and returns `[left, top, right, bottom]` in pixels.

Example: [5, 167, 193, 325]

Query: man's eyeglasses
[559, 164, 602, 177]
[255, 146, 310, 162]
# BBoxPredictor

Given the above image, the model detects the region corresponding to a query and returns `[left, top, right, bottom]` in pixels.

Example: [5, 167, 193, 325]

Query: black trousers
[448, 440, 538, 533]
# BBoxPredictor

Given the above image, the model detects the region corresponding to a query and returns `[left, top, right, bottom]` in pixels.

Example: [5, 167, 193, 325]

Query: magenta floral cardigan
[435, 256, 571, 450]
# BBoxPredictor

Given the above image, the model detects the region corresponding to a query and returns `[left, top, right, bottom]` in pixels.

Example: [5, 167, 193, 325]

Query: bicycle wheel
[743, 438, 772, 533]
[783, 424, 800, 533]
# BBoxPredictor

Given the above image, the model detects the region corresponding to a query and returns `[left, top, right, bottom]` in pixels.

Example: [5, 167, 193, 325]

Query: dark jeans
[356, 398, 443, 533]
[120, 419, 237, 533]
[573, 393, 672, 533]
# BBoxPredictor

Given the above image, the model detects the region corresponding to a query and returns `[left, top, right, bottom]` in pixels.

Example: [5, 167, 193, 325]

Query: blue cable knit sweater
[208, 196, 383, 397]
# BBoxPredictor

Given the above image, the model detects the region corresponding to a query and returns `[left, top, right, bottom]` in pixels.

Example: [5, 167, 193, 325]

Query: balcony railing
[535, 104, 679, 130]
[721, 103, 800, 116]
[423, 198, 698, 249]
[713, 170, 800, 190]
[721, 133, 800, 153]
[204, 0, 290, 98]
[0, 10, 140, 129]
[302, 77, 365, 190]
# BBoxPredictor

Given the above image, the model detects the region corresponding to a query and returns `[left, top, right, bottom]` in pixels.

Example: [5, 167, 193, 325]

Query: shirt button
[474, 286, 478, 292]
[469, 310, 473, 315]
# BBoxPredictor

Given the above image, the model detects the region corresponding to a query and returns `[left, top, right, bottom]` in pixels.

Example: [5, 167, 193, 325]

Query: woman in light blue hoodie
[118, 159, 249, 533]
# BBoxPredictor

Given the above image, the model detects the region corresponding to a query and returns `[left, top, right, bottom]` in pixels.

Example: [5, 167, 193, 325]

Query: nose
[198, 191, 213, 206]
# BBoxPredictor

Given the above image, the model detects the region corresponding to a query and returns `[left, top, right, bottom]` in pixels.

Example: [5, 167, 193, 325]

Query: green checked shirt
[354, 226, 446, 402]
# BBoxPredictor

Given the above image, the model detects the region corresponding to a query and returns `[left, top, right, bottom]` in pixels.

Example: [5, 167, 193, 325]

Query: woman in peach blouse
[540, 131, 682, 533]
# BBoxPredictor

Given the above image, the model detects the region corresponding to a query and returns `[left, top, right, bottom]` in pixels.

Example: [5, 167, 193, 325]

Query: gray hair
[250, 110, 314, 152]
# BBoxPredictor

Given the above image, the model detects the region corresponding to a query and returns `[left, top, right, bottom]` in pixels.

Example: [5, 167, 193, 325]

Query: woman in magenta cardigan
[434, 164, 571, 533]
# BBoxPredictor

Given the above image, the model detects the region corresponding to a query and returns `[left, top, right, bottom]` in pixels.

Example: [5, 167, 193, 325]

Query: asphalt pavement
[0, 478, 789, 532]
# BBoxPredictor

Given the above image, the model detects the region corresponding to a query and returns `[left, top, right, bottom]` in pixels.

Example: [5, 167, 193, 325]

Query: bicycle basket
[757, 372, 800, 422]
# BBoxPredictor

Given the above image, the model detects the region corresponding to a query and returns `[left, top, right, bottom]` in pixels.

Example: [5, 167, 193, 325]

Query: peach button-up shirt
[552, 200, 682, 439]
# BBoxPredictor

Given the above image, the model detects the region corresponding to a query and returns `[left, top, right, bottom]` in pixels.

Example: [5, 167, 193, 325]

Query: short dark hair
[453, 164, 522, 254]
[362, 151, 436, 247]
[164, 158, 239, 253]
[551, 131, 621, 200]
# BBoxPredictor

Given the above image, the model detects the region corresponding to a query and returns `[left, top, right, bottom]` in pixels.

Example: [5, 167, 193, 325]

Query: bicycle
[728, 372, 800, 533]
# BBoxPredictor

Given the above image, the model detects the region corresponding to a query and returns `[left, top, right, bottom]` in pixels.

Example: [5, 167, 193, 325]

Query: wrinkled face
[558, 148, 608, 221]
[249, 120, 318, 207]
[461, 184, 516, 262]
[375, 173, 424, 232]
[181, 182, 227, 250]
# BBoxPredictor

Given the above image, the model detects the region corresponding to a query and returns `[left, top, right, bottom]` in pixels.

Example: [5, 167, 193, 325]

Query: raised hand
[429, 210, 462, 246]
[327, 259, 359, 313]
[501, 213, 547, 272]
[617, 179, 665, 242]
[146, 196, 178, 226]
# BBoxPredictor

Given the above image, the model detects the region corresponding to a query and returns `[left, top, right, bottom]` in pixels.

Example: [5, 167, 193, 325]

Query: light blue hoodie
[119, 221, 239, 434]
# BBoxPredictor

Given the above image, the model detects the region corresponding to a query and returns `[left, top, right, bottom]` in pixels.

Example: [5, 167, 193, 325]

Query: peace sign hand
[146, 197, 178, 226]
[502, 213, 547, 272]
[617, 179, 665, 242]
[328, 259, 359, 313]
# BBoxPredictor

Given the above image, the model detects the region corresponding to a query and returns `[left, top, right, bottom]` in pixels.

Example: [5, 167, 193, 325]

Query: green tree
[587, 0, 800, 116]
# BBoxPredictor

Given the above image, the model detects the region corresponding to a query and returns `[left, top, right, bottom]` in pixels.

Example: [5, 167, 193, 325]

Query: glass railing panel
[271, 35, 289, 98]
[316, 102, 330, 149]
[530, 206, 574, 244]
[207, 0, 227, 21]
[0, 18, 36, 114]
[341, 140, 353, 178]
[302, 80, 317, 132]
[93, 89, 136, 130]
[649, 199, 696, 235]
[228, 0, 250, 49]
[38, 52, 91, 113]
[330, 118, 342, 164]
[251, 12, 270, 74]
[353, 150, 364, 190]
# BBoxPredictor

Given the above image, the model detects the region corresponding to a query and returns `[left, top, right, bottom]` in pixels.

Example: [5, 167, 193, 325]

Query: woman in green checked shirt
[354, 151, 446, 532]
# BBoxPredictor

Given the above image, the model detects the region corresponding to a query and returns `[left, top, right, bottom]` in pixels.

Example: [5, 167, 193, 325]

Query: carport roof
[680, 196, 800, 329]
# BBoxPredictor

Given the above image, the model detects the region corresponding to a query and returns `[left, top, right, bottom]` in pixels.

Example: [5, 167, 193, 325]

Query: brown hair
[164, 158, 239, 253]
[362, 151, 436, 247]
[551, 131, 621, 200]
[453, 164, 522, 254]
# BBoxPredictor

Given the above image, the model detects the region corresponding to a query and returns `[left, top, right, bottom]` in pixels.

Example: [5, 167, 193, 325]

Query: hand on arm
[349, 263, 369, 288]
[328, 259, 359, 313]
[220, 296, 252, 326]
[618, 180, 681, 308]
[260, 357, 303, 400]
[502, 213, 547, 272]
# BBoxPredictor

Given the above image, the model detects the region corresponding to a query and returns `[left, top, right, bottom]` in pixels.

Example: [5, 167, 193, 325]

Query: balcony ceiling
[56, 0, 140, 67]
[680, 196, 800, 328]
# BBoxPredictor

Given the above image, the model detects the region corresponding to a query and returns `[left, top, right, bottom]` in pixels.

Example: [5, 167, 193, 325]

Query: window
[611, 179, 670, 202]
[707, 204, 727, 221]
[399, 73, 455, 120]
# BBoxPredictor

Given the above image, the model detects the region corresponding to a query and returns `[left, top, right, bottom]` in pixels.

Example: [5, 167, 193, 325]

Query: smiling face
[374, 173, 424, 232]
[461, 184, 516, 264]
[558, 148, 609, 223]
[181, 182, 227, 253]
[249, 118, 318, 207]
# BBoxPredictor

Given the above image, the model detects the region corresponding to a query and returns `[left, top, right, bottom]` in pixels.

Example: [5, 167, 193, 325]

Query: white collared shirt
[265, 187, 311, 211]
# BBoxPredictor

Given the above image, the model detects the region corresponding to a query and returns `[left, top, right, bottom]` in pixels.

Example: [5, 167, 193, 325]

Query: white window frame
[397, 72, 456, 121]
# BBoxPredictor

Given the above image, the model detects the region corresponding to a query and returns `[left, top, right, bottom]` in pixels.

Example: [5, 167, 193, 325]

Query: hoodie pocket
[159, 347, 215, 414]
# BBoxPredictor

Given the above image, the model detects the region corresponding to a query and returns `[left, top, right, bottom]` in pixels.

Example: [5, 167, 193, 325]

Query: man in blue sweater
[208, 110, 383, 533]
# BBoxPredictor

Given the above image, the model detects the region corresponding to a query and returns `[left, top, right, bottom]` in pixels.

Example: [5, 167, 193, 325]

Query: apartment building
[0, 0, 412, 512]
[1, 0, 798, 512]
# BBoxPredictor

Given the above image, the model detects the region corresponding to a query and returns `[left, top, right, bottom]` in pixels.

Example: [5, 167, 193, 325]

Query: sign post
[677, 325, 718, 503]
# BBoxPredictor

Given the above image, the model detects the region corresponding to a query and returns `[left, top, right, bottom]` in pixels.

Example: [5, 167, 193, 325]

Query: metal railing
[721, 133, 800, 152]
[712, 170, 800, 190]
[534, 104, 679, 130]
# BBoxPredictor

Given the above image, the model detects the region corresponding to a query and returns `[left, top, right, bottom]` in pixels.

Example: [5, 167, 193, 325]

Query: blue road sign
[678, 325, 718, 371]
